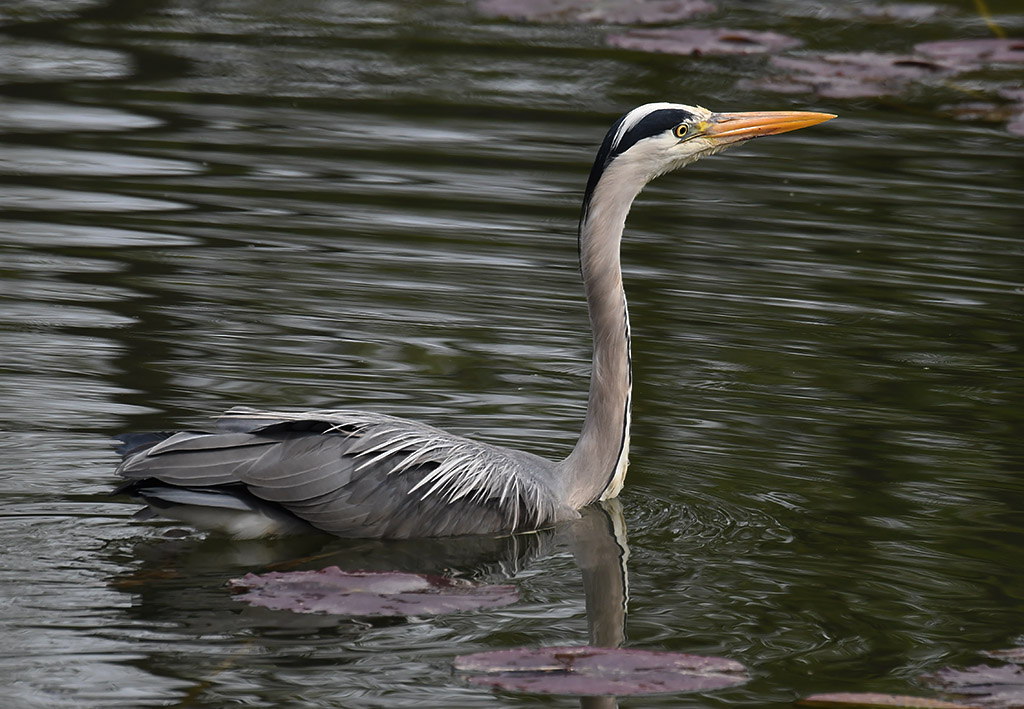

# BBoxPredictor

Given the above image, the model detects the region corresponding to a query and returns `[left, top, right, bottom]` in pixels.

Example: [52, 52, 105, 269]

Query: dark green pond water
[2, 0, 1023, 706]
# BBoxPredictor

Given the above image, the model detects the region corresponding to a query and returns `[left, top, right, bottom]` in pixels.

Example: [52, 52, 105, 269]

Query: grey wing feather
[120, 432, 277, 486]
[116, 406, 573, 538]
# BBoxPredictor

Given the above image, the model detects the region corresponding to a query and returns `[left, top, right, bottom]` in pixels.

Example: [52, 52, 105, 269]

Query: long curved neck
[559, 159, 647, 508]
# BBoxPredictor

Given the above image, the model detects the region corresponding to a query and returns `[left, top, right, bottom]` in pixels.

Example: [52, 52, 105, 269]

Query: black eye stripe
[614, 109, 696, 156]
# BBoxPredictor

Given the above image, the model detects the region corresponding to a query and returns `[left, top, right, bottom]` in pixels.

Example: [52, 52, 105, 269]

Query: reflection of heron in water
[110, 500, 632, 651]
[115, 103, 834, 539]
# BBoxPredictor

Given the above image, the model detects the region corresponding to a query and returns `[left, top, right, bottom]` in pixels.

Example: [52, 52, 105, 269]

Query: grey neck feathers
[559, 156, 647, 508]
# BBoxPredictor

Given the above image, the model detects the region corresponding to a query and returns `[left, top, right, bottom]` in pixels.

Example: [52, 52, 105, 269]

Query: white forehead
[610, 102, 708, 148]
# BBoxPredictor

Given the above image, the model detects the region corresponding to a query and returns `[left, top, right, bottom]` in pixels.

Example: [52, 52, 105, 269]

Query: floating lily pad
[938, 99, 1024, 131]
[798, 692, 980, 708]
[229, 566, 518, 616]
[453, 645, 747, 695]
[996, 89, 1024, 137]
[1006, 113, 1024, 137]
[608, 28, 800, 56]
[924, 663, 1024, 708]
[915, 39, 1024, 66]
[751, 45, 1024, 137]
[985, 648, 1024, 665]
[780, 2, 950, 23]
[853, 3, 951, 22]
[476, 0, 715, 25]
[758, 52, 955, 98]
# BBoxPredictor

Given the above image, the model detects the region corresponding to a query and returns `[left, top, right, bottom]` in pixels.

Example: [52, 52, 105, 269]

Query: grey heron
[115, 102, 834, 539]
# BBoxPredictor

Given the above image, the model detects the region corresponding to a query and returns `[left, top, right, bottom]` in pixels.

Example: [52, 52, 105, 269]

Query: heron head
[583, 103, 835, 211]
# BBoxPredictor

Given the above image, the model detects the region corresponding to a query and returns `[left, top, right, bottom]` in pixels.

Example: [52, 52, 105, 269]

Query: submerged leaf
[853, 3, 951, 22]
[799, 692, 980, 708]
[914, 39, 1024, 66]
[925, 663, 1024, 707]
[1007, 114, 1024, 137]
[757, 52, 955, 98]
[229, 566, 518, 616]
[476, 0, 714, 25]
[454, 645, 747, 695]
[608, 28, 800, 56]
[778, 2, 950, 23]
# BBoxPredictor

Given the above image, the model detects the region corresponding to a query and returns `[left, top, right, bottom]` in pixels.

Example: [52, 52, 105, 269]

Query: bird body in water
[115, 103, 834, 539]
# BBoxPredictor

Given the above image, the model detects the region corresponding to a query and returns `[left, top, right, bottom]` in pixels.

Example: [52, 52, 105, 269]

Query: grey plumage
[118, 407, 571, 538]
[114, 103, 834, 539]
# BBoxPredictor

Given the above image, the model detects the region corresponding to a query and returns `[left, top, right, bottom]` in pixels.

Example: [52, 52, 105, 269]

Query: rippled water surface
[2, 0, 1024, 707]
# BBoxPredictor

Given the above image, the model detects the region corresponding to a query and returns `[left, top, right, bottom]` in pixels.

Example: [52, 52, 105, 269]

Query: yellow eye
[673, 123, 689, 139]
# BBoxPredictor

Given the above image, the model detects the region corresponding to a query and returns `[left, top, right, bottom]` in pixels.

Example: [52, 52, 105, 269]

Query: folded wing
[116, 407, 569, 538]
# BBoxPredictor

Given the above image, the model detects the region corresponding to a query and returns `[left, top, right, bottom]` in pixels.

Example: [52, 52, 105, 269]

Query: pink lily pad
[994, 89, 1024, 136]
[937, 100, 1024, 128]
[798, 692, 980, 708]
[985, 648, 1024, 665]
[781, 2, 950, 23]
[453, 645, 747, 695]
[1007, 113, 1024, 137]
[608, 28, 801, 56]
[759, 52, 955, 98]
[476, 0, 715, 25]
[998, 87, 1024, 103]
[924, 663, 1024, 708]
[229, 566, 518, 616]
[915, 39, 1024, 66]
[854, 3, 951, 22]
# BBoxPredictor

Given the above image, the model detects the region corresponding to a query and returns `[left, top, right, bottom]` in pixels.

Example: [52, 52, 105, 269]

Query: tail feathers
[114, 432, 177, 458]
[117, 482, 318, 539]
[133, 485, 263, 512]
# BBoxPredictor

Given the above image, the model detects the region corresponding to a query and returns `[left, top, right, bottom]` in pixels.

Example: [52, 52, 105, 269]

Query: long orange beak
[703, 110, 836, 144]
